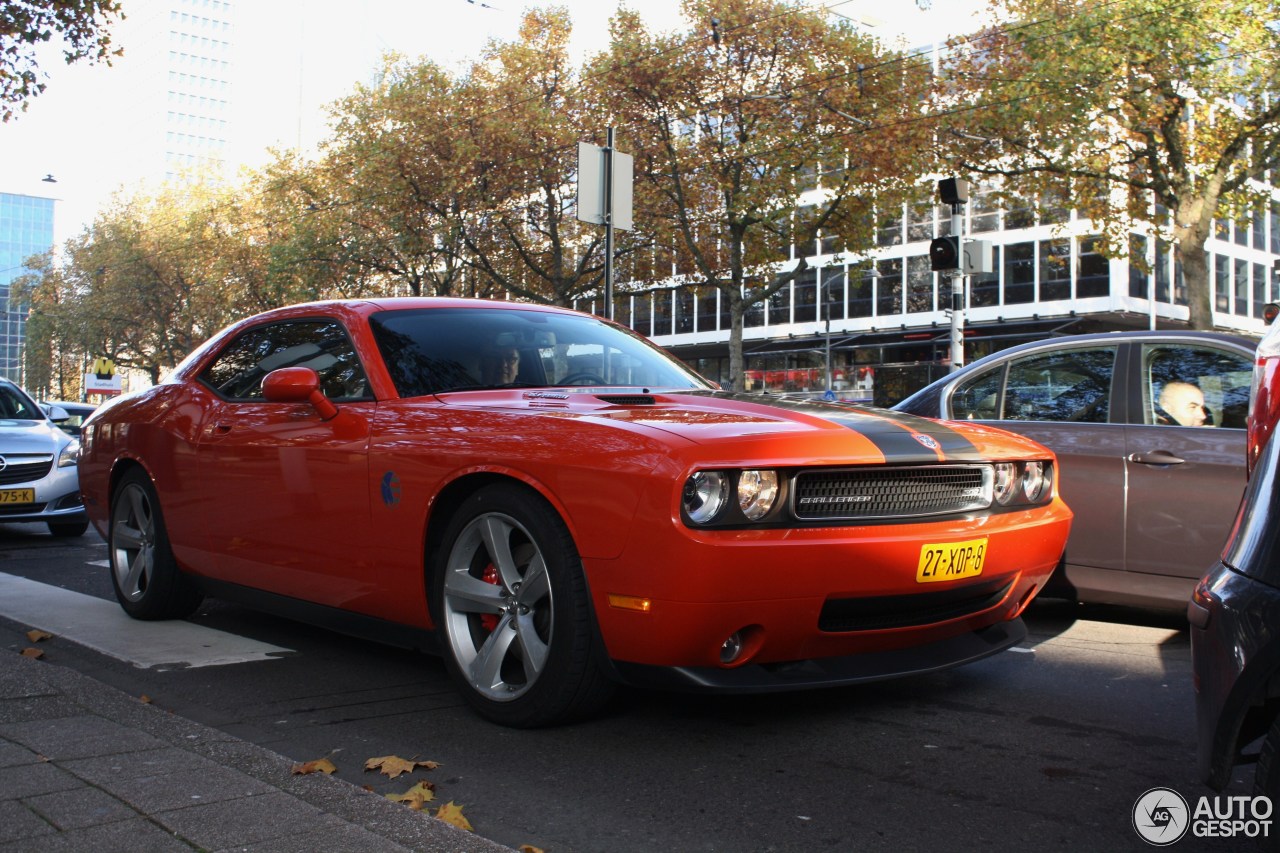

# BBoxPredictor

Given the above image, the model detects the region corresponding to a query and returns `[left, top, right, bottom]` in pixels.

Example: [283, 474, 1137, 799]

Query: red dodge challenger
[78, 298, 1072, 726]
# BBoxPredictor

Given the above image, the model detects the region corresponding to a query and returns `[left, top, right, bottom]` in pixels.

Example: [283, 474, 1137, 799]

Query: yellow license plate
[917, 538, 987, 583]
[0, 488, 35, 505]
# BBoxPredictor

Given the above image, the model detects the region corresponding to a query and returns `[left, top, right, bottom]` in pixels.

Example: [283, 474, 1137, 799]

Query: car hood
[0, 419, 65, 452]
[441, 389, 1046, 464]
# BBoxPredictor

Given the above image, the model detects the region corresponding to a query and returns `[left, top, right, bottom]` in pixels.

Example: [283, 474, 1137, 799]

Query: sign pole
[604, 127, 615, 320]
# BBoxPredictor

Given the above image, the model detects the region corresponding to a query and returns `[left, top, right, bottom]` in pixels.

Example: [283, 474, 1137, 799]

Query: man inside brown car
[1156, 380, 1210, 427]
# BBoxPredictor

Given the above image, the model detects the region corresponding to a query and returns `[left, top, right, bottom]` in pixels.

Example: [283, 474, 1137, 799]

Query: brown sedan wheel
[108, 468, 203, 620]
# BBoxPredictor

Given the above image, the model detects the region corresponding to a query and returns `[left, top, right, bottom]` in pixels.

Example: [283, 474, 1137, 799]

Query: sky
[0, 0, 990, 243]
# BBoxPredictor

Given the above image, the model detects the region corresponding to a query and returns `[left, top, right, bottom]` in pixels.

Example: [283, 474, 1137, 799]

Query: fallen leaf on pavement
[520, 845, 546, 853]
[19, 648, 43, 659]
[139, 695, 152, 704]
[437, 801, 473, 831]
[365, 755, 439, 778]
[291, 758, 337, 775]
[387, 781, 436, 810]
[25, 630, 52, 642]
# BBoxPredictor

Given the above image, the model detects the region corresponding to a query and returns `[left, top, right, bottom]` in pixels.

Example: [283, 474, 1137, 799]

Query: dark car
[1191, 419, 1280, 802]
[895, 330, 1255, 611]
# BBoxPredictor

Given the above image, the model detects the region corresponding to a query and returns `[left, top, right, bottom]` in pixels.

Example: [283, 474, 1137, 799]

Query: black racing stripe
[681, 391, 984, 463]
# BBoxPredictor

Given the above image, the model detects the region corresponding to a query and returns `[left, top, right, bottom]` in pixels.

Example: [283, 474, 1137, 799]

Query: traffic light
[930, 236, 960, 271]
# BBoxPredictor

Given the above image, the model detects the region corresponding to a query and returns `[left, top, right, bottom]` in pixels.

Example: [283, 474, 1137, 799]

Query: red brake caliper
[479, 563, 501, 632]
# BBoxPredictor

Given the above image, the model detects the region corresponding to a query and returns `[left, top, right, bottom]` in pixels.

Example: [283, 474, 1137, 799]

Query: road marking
[0, 572, 293, 669]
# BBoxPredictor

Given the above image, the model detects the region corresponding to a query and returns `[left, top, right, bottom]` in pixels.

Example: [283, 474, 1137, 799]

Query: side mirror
[263, 367, 338, 421]
[45, 404, 70, 422]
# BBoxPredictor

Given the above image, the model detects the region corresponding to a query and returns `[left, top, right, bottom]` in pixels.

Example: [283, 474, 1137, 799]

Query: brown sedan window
[952, 346, 1117, 423]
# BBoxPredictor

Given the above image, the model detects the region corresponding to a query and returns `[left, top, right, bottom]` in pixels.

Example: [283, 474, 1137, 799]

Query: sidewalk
[0, 652, 513, 852]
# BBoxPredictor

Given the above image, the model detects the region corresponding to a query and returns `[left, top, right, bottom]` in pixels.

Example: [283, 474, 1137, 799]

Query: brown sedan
[895, 330, 1255, 611]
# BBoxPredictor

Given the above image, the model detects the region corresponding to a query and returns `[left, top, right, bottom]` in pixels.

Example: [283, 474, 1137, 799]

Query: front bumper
[0, 488, 87, 525]
[611, 618, 1026, 692]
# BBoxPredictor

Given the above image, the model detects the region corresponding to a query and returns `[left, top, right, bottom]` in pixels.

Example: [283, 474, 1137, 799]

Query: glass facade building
[0, 194, 55, 382]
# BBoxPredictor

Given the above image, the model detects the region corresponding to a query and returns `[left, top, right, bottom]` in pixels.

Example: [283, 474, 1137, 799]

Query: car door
[193, 318, 379, 609]
[948, 342, 1125, 574]
[1123, 340, 1251, 582]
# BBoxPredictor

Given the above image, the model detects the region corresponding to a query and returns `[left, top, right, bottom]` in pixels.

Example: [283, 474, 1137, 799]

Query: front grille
[819, 578, 1014, 632]
[0, 455, 54, 486]
[792, 465, 992, 521]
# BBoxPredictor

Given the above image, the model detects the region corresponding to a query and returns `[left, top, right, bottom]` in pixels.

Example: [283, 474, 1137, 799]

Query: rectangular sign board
[576, 141, 633, 231]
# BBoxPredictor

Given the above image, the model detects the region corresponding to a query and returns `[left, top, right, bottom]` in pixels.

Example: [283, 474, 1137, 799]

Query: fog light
[720, 632, 744, 664]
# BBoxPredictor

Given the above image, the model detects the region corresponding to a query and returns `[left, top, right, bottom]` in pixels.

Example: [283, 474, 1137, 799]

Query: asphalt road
[0, 524, 1262, 852]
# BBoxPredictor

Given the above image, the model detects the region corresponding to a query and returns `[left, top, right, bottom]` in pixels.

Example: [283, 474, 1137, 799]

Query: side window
[200, 320, 370, 402]
[954, 346, 1117, 423]
[1143, 344, 1252, 429]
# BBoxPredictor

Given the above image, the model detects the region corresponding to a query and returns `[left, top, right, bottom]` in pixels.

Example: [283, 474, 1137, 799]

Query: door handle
[1127, 450, 1185, 466]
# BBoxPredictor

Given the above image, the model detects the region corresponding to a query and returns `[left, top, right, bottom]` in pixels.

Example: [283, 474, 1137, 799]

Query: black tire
[1256, 715, 1280, 837]
[108, 469, 203, 620]
[47, 520, 88, 538]
[432, 482, 615, 727]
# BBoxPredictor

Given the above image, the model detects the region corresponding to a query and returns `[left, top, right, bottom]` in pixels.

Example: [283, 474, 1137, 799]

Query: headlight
[57, 439, 80, 468]
[683, 471, 728, 524]
[1022, 460, 1050, 502]
[737, 469, 778, 521]
[993, 462, 1017, 505]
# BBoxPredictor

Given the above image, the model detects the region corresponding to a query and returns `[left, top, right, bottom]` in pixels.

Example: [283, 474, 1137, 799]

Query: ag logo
[1133, 787, 1190, 845]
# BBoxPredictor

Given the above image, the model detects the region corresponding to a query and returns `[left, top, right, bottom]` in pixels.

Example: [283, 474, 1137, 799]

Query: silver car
[0, 380, 88, 537]
[895, 330, 1254, 611]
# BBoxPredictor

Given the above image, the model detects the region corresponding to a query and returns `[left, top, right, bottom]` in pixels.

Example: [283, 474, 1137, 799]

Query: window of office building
[1078, 236, 1109, 298]
[822, 267, 846, 321]
[877, 206, 903, 247]
[877, 258, 903, 315]
[768, 281, 790, 324]
[971, 245, 1000, 307]
[675, 287, 695, 333]
[1004, 242, 1035, 304]
[654, 289, 674, 335]
[697, 288, 718, 332]
[850, 263, 874, 318]
[1235, 257, 1250, 316]
[794, 268, 818, 324]
[1155, 238, 1173, 303]
[1130, 234, 1149, 299]
[1039, 238, 1071, 301]
[1255, 262, 1268, 319]
[906, 255, 934, 313]
[1215, 254, 1231, 312]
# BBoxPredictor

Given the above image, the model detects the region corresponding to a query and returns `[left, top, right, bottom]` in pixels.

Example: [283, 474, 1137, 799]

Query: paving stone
[0, 762, 80, 800]
[152, 790, 338, 850]
[0, 801, 55, 844]
[0, 816, 193, 853]
[0, 740, 40, 769]
[97, 763, 275, 813]
[23, 785, 138, 830]
[0, 715, 165, 760]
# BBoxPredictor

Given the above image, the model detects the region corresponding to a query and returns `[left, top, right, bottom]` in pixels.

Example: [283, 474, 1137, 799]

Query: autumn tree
[1, 0, 123, 121]
[591, 0, 931, 390]
[25, 183, 244, 384]
[452, 7, 627, 306]
[937, 0, 1280, 330]
[321, 57, 476, 299]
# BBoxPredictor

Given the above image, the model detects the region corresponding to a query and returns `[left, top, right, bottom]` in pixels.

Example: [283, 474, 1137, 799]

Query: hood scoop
[596, 394, 657, 406]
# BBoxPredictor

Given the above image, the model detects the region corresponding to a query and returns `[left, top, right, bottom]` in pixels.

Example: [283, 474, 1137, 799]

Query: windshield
[0, 384, 46, 420]
[370, 306, 711, 398]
